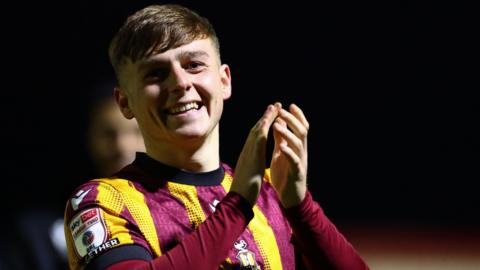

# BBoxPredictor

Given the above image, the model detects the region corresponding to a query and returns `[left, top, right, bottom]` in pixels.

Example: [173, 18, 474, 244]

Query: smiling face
[115, 38, 231, 151]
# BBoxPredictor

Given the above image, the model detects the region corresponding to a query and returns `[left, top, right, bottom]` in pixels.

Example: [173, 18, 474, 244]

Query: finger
[290, 104, 309, 131]
[262, 104, 280, 131]
[275, 116, 287, 127]
[273, 117, 287, 146]
[279, 143, 301, 167]
[251, 104, 278, 136]
[273, 121, 303, 154]
[274, 102, 282, 111]
[278, 108, 308, 140]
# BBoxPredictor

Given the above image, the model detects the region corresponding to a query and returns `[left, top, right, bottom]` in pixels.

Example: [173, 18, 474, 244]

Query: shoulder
[64, 178, 138, 220]
[64, 178, 150, 267]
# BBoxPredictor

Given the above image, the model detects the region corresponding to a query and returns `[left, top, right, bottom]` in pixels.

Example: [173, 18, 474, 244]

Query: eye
[145, 68, 169, 82]
[185, 61, 206, 72]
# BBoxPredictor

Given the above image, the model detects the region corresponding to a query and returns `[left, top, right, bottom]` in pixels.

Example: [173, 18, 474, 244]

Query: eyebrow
[139, 50, 210, 71]
[177, 50, 210, 60]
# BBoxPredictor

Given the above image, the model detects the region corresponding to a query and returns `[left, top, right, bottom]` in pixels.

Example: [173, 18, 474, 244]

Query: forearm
[284, 192, 369, 270]
[106, 192, 253, 270]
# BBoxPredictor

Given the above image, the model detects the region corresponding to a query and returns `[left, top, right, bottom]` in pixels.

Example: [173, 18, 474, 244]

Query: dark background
[2, 1, 478, 225]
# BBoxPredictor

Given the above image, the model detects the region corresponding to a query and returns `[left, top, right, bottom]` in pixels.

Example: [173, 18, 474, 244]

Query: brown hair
[109, 4, 220, 79]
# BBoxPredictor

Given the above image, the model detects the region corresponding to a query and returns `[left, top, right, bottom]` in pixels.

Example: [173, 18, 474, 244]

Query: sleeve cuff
[283, 191, 322, 221]
[86, 245, 152, 270]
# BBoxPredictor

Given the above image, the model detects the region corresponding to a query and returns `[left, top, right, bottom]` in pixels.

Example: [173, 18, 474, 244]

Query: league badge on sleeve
[69, 208, 107, 258]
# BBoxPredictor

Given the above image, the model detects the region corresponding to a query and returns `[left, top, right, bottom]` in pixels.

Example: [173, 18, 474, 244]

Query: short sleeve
[64, 180, 152, 270]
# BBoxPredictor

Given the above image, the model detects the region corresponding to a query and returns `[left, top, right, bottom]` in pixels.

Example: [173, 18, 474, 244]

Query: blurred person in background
[5, 79, 145, 270]
[86, 80, 146, 178]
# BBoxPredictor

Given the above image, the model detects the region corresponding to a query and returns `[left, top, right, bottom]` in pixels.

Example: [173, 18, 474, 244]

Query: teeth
[168, 102, 199, 114]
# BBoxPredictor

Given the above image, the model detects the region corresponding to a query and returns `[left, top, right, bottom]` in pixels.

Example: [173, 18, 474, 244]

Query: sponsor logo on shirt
[85, 238, 120, 263]
[210, 199, 220, 212]
[71, 189, 91, 211]
[69, 208, 107, 258]
[81, 209, 97, 222]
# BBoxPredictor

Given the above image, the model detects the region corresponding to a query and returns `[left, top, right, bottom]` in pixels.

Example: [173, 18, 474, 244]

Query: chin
[173, 128, 205, 138]
[178, 125, 215, 140]
[178, 132, 207, 140]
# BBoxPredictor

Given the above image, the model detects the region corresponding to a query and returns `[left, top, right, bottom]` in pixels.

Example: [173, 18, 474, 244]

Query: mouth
[165, 101, 203, 115]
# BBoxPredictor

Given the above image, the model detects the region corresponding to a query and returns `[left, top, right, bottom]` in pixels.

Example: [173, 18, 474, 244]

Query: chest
[143, 183, 295, 269]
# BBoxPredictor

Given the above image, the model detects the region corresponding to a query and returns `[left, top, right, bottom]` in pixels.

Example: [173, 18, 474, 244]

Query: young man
[64, 4, 369, 270]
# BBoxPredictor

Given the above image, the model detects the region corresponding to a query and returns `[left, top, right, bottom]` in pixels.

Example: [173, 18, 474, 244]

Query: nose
[167, 64, 191, 93]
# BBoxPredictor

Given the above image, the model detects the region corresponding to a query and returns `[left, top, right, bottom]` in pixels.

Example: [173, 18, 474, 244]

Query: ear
[219, 64, 232, 100]
[114, 87, 135, 119]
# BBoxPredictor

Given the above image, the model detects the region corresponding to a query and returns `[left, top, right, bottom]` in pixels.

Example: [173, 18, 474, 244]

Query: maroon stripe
[195, 185, 227, 218]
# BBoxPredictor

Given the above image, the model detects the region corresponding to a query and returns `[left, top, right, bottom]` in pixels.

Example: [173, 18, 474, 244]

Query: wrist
[280, 185, 306, 209]
[230, 182, 261, 206]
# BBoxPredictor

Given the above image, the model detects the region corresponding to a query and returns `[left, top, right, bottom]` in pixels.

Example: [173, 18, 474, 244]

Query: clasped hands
[230, 102, 309, 208]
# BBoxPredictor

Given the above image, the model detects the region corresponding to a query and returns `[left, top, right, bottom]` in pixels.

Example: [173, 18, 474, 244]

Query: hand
[230, 104, 279, 205]
[270, 103, 309, 208]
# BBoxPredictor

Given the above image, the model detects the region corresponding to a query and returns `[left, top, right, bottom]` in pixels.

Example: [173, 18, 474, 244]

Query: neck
[145, 128, 220, 173]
